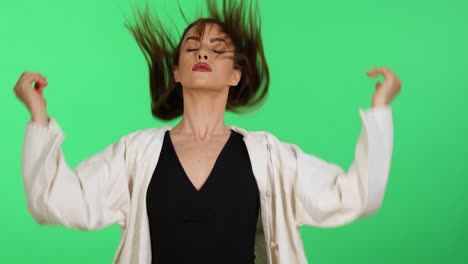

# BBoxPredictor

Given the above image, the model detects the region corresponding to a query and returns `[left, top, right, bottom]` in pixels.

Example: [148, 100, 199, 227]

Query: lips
[192, 62, 212, 72]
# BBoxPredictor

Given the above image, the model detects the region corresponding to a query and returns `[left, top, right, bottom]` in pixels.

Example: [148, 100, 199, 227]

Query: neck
[171, 87, 230, 141]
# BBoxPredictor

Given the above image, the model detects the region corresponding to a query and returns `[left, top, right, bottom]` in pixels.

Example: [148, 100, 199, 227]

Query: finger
[366, 71, 381, 78]
[34, 79, 48, 90]
[35, 85, 46, 96]
[36, 87, 43, 95]
[24, 72, 47, 84]
[367, 67, 393, 79]
[34, 80, 43, 88]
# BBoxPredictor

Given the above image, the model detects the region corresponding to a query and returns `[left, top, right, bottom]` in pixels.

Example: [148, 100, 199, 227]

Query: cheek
[178, 54, 192, 70]
[218, 61, 236, 76]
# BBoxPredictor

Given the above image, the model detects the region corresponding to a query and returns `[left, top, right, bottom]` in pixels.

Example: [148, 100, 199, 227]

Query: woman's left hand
[366, 66, 402, 107]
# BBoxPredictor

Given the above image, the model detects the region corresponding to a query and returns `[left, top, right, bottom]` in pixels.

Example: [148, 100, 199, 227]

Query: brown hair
[125, 0, 269, 120]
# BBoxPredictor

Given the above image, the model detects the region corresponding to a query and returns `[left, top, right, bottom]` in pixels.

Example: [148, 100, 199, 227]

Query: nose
[196, 45, 209, 61]
[197, 53, 208, 61]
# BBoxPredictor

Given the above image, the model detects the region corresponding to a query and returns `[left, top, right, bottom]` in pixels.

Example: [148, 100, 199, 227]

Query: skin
[170, 23, 242, 190]
[172, 23, 241, 141]
[13, 23, 401, 191]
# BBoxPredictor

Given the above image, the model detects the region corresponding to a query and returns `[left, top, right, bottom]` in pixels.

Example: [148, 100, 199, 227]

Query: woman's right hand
[14, 72, 49, 126]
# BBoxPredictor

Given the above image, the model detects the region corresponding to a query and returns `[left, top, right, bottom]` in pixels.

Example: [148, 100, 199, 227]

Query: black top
[146, 129, 260, 264]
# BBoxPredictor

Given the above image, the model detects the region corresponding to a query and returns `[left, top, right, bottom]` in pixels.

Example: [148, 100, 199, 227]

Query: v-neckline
[166, 130, 234, 193]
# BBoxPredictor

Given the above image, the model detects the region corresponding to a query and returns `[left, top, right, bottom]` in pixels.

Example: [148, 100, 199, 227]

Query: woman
[14, 0, 400, 263]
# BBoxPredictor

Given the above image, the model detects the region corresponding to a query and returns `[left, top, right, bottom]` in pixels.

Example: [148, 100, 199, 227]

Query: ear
[173, 65, 180, 82]
[228, 68, 241, 86]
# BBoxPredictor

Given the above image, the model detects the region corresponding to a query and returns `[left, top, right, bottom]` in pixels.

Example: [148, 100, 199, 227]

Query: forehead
[183, 23, 230, 41]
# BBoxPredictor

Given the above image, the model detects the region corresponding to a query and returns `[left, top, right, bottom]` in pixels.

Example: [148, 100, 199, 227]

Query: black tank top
[146, 129, 260, 264]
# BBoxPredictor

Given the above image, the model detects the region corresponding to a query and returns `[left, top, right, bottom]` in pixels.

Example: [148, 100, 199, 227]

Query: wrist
[30, 108, 49, 126]
[371, 99, 389, 108]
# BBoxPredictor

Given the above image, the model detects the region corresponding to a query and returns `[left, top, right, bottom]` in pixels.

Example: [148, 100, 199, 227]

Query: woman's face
[174, 23, 241, 91]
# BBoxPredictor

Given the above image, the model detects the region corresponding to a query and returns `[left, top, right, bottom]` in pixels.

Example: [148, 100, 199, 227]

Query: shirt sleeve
[21, 117, 131, 230]
[273, 105, 393, 227]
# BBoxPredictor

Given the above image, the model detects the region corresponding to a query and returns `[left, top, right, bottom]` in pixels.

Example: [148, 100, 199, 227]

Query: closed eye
[185, 48, 227, 54]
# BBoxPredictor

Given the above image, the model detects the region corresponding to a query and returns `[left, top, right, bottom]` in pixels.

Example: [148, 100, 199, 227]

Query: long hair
[125, 0, 269, 120]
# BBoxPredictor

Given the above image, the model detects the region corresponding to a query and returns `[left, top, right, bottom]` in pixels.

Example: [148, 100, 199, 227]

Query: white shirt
[21, 105, 393, 263]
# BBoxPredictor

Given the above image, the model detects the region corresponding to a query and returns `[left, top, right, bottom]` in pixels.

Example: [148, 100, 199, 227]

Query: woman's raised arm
[15, 72, 131, 230]
[21, 117, 132, 230]
[270, 105, 393, 227]
[270, 66, 400, 227]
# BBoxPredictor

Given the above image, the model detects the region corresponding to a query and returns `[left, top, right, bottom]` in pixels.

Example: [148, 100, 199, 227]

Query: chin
[182, 79, 224, 91]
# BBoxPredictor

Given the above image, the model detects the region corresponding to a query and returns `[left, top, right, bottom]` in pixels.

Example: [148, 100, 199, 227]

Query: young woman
[14, 1, 400, 263]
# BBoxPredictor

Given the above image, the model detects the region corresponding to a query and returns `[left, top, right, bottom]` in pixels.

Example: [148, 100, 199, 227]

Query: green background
[1, 0, 467, 263]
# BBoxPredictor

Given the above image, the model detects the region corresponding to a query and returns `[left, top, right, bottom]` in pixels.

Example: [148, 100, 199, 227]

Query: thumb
[34, 80, 47, 96]
[34, 79, 47, 90]
[375, 82, 382, 90]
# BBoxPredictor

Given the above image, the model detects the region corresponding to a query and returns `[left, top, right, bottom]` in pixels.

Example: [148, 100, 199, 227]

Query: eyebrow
[184, 36, 230, 46]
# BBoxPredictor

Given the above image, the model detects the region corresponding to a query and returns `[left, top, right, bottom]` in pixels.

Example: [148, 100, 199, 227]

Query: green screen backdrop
[1, 0, 467, 263]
